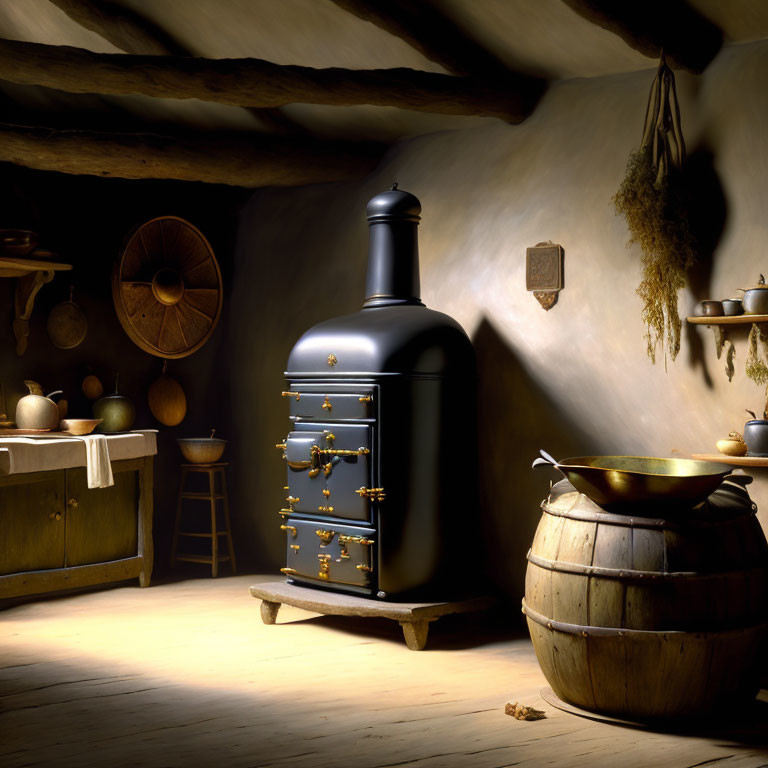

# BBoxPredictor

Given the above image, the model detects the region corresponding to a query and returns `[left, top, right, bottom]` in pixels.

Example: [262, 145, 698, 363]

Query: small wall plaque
[526, 242, 563, 310]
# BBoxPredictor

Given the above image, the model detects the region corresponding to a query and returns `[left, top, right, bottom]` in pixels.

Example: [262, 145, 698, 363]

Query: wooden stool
[171, 463, 236, 577]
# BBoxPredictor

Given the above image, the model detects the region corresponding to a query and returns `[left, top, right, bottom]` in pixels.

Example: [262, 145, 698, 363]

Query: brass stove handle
[280, 524, 297, 537]
[281, 391, 300, 401]
[316, 529, 336, 543]
[313, 447, 370, 457]
[358, 395, 372, 403]
[356, 564, 373, 573]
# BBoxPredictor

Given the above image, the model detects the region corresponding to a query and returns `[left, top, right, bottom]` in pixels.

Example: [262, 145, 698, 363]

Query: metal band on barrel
[521, 599, 768, 639]
[526, 550, 768, 581]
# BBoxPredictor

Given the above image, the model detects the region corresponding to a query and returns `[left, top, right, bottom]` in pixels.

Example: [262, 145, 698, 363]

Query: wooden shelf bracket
[0, 256, 72, 355]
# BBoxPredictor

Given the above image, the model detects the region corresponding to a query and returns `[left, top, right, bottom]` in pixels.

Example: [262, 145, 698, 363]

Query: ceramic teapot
[739, 275, 768, 315]
[15, 380, 63, 430]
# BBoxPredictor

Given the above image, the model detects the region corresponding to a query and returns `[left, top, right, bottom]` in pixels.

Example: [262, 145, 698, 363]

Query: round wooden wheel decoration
[112, 216, 222, 359]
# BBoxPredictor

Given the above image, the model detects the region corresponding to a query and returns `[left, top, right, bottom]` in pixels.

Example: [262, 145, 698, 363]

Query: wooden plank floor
[1, 574, 767, 768]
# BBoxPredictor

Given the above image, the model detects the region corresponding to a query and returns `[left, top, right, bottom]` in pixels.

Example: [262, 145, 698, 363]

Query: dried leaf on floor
[505, 701, 546, 721]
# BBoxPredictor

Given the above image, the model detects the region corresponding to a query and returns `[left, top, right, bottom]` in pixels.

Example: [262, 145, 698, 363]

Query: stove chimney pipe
[363, 184, 423, 308]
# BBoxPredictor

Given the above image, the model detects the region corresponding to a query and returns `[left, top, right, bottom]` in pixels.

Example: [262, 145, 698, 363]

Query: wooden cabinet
[0, 471, 66, 576]
[0, 456, 153, 600]
[66, 465, 139, 567]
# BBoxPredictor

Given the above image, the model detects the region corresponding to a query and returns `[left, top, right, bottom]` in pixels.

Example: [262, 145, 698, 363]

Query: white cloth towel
[79, 434, 114, 488]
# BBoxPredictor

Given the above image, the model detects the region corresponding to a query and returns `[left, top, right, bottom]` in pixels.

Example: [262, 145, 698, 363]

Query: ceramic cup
[694, 300, 724, 317]
[722, 299, 744, 316]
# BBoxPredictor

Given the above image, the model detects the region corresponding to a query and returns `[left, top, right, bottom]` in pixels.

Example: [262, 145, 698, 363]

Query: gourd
[147, 362, 186, 426]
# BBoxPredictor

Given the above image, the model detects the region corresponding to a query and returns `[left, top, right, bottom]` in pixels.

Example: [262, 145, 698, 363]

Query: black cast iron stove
[276, 186, 476, 600]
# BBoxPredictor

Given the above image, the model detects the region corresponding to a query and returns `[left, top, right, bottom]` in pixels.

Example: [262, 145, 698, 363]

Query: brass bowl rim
[177, 437, 227, 445]
[558, 455, 732, 479]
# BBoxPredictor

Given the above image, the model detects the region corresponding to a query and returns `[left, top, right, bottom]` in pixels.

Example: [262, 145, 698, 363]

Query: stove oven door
[283, 423, 373, 522]
[282, 519, 375, 593]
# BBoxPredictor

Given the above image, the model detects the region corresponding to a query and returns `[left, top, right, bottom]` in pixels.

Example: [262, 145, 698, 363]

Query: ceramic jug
[15, 381, 62, 430]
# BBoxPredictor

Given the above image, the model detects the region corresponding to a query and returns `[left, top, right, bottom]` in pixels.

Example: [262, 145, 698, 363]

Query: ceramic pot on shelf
[694, 300, 723, 317]
[721, 298, 744, 316]
[743, 411, 768, 456]
[716, 432, 747, 457]
[739, 275, 768, 315]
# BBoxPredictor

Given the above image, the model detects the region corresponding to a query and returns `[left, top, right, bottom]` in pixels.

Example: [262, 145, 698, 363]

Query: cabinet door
[0, 473, 66, 575]
[65, 467, 139, 567]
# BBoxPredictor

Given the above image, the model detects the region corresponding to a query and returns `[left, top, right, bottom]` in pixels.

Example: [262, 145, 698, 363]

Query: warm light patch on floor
[0, 575, 765, 768]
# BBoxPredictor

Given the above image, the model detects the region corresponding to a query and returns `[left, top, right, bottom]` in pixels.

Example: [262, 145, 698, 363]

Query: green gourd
[93, 374, 135, 433]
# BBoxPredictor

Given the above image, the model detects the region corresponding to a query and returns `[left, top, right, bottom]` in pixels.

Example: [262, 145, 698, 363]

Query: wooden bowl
[177, 437, 226, 464]
[60, 418, 103, 436]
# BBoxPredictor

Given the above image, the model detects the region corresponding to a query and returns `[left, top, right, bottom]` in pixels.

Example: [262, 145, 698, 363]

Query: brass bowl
[0, 229, 38, 256]
[533, 451, 732, 509]
[177, 437, 226, 464]
[60, 418, 102, 436]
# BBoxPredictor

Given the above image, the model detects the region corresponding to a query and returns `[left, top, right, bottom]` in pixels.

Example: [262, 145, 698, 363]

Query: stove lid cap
[366, 183, 421, 223]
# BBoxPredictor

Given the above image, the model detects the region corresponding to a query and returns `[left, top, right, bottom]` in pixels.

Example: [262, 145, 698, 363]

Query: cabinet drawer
[281, 519, 375, 590]
[283, 389, 374, 420]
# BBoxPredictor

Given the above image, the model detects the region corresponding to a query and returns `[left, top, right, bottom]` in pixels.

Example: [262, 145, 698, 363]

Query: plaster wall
[230, 38, 768, 595]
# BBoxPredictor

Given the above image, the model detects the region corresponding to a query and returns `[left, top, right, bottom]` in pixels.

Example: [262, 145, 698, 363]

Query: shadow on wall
[682, 146, 727, 386]
[473, 317, 593, 603]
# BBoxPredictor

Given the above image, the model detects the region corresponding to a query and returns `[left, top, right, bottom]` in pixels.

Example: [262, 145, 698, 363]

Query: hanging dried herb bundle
[746, 323, 768, 417]
[613, 56, 696, 363]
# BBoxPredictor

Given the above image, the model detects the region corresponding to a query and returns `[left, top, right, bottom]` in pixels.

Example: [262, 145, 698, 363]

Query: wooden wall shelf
[0, 255, 72, 356]
[691, 453, 768, 467]
[686, 315, 768, 325]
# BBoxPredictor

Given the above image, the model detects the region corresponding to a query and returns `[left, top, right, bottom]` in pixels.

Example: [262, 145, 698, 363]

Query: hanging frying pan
[47, 285, 87, 349]
[112, 216, 223, 359]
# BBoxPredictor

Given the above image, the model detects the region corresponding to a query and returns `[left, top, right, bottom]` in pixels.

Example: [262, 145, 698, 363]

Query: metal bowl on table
[532, 450, 732, 509]
[177, 430, 226, 464]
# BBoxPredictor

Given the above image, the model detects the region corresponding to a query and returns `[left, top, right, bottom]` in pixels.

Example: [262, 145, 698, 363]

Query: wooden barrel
[523, 479, 768, 719]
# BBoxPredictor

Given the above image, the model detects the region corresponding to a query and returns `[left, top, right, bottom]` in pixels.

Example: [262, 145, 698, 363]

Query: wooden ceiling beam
[0, 122, 384, 187]
[562, 0, 722, 73]
[329, 0, 516, 78]
[48, 0, 299, 134]
[48, 0, 186, 56]
[0, 38, 539, 123]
